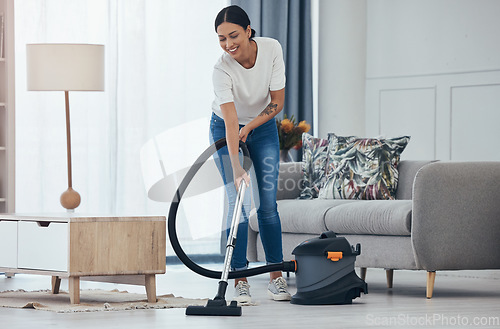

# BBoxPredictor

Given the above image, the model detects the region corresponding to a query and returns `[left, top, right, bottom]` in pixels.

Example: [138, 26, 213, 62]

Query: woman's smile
[228, 45, 239, 54]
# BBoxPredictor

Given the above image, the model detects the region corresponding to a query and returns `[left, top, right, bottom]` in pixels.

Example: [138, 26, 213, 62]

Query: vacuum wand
[220, 181, 246, 286]
[186, 180, 246, 316]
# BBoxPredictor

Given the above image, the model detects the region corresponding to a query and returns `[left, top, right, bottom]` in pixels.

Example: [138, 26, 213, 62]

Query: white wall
[365, 0, 500, 160]
[317, 0, 366, 139]
[317, 0, 500, 161]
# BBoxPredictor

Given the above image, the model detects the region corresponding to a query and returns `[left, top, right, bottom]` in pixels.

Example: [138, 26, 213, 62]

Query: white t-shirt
[212, 37, 286, 125]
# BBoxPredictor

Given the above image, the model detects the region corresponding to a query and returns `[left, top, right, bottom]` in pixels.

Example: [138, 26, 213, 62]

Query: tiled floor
[1, 266, 499, 329]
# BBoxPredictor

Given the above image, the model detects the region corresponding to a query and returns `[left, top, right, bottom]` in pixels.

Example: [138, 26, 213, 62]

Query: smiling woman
[209, 5, 291, 303]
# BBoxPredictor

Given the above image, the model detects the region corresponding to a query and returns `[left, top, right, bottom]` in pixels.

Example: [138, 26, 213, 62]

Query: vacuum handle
[320, 231, 338, 239]
[220, 181, 247, 283]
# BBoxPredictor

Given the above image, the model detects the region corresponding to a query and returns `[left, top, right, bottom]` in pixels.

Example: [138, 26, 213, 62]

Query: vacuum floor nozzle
[186, 299, 241, 316]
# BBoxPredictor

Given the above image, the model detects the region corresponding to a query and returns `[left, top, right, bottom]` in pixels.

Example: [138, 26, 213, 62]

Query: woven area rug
[0, 289, 209, 313]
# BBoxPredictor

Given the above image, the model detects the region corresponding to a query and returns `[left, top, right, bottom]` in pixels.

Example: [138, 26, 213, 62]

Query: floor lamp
[26, 44, 105, 211]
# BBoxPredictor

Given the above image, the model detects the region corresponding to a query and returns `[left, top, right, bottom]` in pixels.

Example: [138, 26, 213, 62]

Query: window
[15, 0, 229, 256]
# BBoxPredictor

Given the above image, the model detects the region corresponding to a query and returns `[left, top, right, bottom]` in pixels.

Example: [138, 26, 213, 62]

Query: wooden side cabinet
[0, 214, 166, 304]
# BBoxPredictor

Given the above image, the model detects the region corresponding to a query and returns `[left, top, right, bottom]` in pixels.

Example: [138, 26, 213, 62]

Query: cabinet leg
[360, 267, 367, 281]
[145, 274, 157, 303]
[51, 276, 61, 294]
[69, 277, 80, 304]
[426, 271, 436, 299]
[386, 269, 394, 288]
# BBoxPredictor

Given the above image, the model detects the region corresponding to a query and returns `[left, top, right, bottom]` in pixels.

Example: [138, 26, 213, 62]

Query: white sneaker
[233, 281, 252, 303]
[267, 277, 292, 301]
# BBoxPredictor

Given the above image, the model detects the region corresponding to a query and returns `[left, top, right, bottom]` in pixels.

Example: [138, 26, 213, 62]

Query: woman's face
[217, 22, 251, 60]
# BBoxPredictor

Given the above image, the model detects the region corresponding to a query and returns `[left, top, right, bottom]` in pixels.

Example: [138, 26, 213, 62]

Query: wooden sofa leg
[427, 271, 436, 299]
[386, 269, 394, 288]
[360, 267, 367, 281]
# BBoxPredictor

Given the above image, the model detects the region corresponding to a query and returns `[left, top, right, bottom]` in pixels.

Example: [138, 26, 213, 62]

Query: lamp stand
[60, 91, 81, 211]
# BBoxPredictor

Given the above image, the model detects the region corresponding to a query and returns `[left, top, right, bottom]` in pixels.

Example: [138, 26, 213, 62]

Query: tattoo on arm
[258, 102, 278, 117]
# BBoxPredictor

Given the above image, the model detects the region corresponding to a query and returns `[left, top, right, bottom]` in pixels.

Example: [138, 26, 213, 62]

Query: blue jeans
[209, 112, 284, 270]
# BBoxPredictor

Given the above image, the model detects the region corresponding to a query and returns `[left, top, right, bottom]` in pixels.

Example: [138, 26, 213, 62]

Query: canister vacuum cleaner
[167, 138, 367, 316]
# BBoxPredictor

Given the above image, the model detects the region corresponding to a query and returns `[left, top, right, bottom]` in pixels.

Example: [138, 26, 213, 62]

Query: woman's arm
[220, 102, 251, 187]
[239, 88, 285, 142]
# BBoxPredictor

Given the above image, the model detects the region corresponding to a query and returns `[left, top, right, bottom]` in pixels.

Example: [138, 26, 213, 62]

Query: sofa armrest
[411, 161, 500, 271]
[277, 162, 303, 200]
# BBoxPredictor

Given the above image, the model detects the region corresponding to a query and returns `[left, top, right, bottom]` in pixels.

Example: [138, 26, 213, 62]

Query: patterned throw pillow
[299, 133, 329, 199]
[319, 133, 410, 200]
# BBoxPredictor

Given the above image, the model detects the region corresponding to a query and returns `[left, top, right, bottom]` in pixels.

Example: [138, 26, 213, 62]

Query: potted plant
[276, 115, 311, 162]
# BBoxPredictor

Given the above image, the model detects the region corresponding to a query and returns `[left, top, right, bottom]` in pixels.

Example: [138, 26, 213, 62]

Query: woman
[210, 5, 291, 303]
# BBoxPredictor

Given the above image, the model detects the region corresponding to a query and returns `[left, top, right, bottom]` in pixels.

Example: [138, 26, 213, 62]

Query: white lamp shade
[26, 43, 105, 91]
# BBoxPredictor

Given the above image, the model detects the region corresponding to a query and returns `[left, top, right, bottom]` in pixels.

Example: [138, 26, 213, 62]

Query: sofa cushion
[277, 162, 304, 200]
[324, 200, 412, 236]
[249, 199, 356, 235]
[319, 133, 410, 200]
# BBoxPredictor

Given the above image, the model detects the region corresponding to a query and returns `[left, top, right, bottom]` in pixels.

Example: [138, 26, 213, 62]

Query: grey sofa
[247, 160, 500, 298]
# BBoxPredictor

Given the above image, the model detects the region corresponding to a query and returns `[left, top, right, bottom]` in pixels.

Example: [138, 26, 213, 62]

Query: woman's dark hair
[215, 5, 256, 38]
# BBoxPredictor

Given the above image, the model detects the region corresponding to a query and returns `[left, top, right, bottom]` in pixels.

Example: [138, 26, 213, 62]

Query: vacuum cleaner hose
[167, 137, 297, 279]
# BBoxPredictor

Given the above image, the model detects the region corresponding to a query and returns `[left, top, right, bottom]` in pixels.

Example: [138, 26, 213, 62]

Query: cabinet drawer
[18, 221, 68, 272]
[0, 220, 18, 268]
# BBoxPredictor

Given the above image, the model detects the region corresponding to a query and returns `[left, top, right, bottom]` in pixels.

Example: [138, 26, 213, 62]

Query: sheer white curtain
[15, 0, 229, 216]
